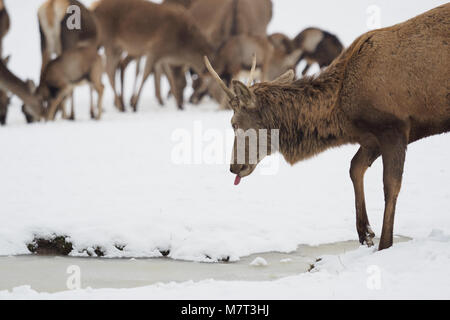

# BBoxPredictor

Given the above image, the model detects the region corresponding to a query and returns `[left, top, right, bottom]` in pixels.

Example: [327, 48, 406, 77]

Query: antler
[204, 56, 235, 99]
[247, 53, 257, 86]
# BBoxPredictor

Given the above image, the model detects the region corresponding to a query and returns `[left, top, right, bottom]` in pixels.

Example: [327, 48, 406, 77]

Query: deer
[0, 0, 9, 57]
[190, 34, 302, 108]
[37, 45, 104, 121]
[0, 0, 9, 124]
[38, 0, 100, 120]
[116, 0, 194, 111]
[187, 0, 272, 105]
[292, 27, 344, 76]
[93, 0, 213, 112]
[0, 58, 43, 123]
[205, 3, 450, 251]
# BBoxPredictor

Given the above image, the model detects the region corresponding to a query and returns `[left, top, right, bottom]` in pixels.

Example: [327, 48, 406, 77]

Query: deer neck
[256, 64, 349, 164]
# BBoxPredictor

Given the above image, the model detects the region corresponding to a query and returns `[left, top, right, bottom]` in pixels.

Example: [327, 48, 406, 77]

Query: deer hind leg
[130, 54, 155, 112]
[154, 62, 164, 106]
[163, 64, 185, 110]
[378, 128, 408, 250]
[90, 57, 105, 120]
[350, 146, 380, 246]
[105, 46, 124, 112]
[46, 88, 72, 121]
[69, 93, 75, 120]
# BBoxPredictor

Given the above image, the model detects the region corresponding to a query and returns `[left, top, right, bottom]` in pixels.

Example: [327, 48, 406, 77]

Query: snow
[1, 0, 449, 299]
[1, 231, 449, 299]
[250, 257, 268, 267]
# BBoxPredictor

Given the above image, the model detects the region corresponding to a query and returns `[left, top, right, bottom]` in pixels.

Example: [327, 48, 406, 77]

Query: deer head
[204, 55, 295, 184]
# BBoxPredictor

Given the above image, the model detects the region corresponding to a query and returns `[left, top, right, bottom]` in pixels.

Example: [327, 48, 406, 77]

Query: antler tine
[247, 53, 257, 86]
[204, 56, 235, 99]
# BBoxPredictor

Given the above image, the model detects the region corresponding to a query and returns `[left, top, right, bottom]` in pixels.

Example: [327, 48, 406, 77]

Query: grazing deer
[37, 46, 104, 121]
[0, 59, 43, 123]
[116, 0, 194, 110]
[38, 0, 99, 120]
[93, 0, 213, 111]
[205, 4, 450, 250]
[292, 27, 344, 76]
[189, 0, 272, 50]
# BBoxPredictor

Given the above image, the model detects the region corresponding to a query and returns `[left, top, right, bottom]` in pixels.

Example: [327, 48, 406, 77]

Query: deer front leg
[46, 89, 71, 121]
[378, 129, 407, 250]
[350, 147, 380, 246]
[154, 63, 164, 106]
[130, 54, 155, 112]
[105, 46, 124, 112]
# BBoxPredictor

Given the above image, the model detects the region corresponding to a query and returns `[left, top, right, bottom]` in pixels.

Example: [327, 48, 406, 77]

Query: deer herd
[0, 0, 343, 123]
[0, 0, 449, 250]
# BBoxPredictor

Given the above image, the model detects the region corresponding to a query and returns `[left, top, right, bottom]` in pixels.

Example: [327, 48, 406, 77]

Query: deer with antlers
[205, 4, 450, 250]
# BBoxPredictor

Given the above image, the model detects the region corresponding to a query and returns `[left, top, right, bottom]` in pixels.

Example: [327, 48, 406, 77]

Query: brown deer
[38, 0, 99, 120]
[187, 0, 272, 104]
[93, 0, 213, 112]
[0, 59, 43, 123]
[205, 4, 450, 250]
[190, 35, 302, 107]
[37, 45, 104, 121]
[0, 0, 9, 56]
[116, 0, 194, 111]
[189, 0, 272, 50]
[292, 27, 344, 76]
[0, 0, 10, 124]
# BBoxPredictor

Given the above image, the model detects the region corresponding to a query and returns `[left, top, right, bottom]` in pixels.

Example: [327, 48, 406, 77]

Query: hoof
[359, 226, 375, 247]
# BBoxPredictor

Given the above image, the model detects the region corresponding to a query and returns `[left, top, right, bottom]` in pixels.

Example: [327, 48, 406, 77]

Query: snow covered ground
[0, 0, 449, 299]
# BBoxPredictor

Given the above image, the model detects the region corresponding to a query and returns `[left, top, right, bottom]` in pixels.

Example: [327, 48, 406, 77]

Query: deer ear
[270, 69, 295, 85]
[232, 80, 256, 109]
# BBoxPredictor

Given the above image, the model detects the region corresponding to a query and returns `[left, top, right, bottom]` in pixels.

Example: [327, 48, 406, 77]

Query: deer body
[207, 4, 450, 250]
[293, 27, 344, 76]
[94, 0, 212, 111]
[37, 0, 103, 121]
[38, 0, 101, 121]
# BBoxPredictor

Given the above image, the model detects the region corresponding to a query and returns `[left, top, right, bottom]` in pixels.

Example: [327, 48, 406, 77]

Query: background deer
[292, 27, 344, 75]
[38, 0, 100, 120]
[93, 0, 213, 112]
[206, 3, 450, 250]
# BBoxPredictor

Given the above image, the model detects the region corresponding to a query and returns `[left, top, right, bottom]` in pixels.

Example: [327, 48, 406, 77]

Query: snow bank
[2, 230, 449, 299]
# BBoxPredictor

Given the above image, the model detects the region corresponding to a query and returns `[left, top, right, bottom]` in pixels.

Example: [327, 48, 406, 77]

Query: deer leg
[154, 63, 164, 106]
[46, 89, 71, 121]
[89, 56, 104, 120]
[119, 55, 135, 110]
[163, 64, 184, 110]
[350, 146, 380, 246]
[301, 63, 312, 76]
[130, 55, 155, 112]
[67, 93, 75, 121]
[105, 46, 124, 112]
[378, 129, 408, 250]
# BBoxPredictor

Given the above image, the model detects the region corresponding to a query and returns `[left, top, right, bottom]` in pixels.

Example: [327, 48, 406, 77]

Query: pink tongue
[234, 175, 241, 186]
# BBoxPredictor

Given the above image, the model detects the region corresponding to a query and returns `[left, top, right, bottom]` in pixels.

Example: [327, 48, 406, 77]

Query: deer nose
[230, 164, 247, 175]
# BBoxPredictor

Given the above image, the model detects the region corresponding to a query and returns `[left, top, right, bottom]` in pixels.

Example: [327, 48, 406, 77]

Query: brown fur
[214, 4, 450, 250]
[293, 27, 344, 75]
[189, 0, 272, 50]
[0, 59, 43, 122]
[38, 0, 99, 120]
[192, 35, 302, 107]
[0, 0, 10, 56]
[94, 0, 213, 111]
[37, 46, 104, 121]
